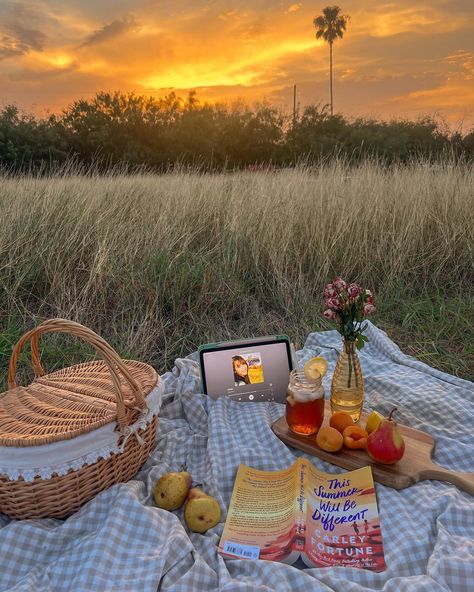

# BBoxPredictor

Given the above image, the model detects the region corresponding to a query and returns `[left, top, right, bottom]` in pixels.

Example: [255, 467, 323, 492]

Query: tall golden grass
[0, 160, 472, 378]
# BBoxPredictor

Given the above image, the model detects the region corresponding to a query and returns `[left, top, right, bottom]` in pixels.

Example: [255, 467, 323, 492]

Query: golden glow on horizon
[0, 1, 472, 126]
[39, 52, 74, 68]
[141, 39, 318, 90]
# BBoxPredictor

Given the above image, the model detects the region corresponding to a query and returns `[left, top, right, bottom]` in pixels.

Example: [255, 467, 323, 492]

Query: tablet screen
[200, 339, 292, 403]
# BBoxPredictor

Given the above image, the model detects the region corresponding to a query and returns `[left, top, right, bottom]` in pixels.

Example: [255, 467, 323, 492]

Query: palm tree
[313, 6, 349, 116]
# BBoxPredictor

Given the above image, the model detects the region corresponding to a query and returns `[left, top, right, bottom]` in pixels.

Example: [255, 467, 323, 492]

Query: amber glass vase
[330, 338, 364, 422]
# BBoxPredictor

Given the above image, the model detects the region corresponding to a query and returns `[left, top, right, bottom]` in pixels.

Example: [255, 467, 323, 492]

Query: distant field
[0, 160, 472, 384]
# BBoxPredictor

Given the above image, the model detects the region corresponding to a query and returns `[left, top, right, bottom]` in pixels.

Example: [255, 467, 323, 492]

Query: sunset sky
[0, 0, 473, 129]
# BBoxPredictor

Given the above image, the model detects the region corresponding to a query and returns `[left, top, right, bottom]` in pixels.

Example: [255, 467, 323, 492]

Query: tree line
[1, 91, 473, 171]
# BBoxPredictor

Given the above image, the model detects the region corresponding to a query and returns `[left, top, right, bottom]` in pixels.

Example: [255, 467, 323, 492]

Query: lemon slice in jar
[303, 357, 328, 381]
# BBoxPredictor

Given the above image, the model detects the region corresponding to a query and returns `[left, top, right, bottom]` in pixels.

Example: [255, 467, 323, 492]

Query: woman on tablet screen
[233, 355, 251, 386]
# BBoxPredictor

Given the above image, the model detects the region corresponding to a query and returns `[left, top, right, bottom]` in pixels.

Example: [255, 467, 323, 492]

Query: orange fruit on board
[343, 425, 369, 450]
[316, 426, 344, 452]
[329, 411, 355, 434]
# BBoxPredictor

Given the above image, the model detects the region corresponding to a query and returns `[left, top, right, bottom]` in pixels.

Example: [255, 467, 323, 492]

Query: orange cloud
[388, 78, 474, 130]
[80, 14, 140, 47]
[351, 5, 468, 38]
[0, 1, 472, 127]
[286, 4, 302, 13]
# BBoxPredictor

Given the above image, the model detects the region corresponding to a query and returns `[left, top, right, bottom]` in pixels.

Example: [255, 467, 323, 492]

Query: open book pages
[218, 458, 386, 572]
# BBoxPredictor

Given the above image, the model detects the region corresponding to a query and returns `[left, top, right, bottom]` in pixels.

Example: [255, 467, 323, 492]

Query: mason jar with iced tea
[286, 369, 325, 436]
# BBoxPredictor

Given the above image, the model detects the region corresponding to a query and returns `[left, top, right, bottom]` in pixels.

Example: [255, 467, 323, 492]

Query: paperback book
[218, 458, 386, 571]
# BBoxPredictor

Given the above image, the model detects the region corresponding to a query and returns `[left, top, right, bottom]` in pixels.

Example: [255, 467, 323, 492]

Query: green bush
[1, 92, 472, 171]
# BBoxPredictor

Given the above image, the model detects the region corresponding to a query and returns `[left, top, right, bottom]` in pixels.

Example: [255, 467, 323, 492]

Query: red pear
[367, 408, 405, 464]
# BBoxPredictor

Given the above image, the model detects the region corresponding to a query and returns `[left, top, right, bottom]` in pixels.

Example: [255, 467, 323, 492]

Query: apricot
[316, 426, 344, 452]
[343, 425, 368, 450]
[329, 411, 355, 434]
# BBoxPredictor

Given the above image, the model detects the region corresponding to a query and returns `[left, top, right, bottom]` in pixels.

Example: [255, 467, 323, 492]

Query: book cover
[302, 462, 386, 570]
[218, 458, 386, 572]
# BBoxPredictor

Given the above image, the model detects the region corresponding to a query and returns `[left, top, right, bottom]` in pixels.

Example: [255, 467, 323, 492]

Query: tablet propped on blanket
[199, 336, 294, 403]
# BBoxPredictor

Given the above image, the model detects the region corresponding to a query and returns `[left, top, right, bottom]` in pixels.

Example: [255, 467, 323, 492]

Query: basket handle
[8, 319, 146, 429]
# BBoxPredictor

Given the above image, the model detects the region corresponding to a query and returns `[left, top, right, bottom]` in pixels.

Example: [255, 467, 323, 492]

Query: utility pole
[329, 41, 333, 116]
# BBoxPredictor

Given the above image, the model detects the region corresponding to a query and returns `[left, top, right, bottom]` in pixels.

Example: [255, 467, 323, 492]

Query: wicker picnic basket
[0, 319, 160, 520]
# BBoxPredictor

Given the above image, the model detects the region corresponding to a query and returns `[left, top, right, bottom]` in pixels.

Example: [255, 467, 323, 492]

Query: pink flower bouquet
[323, 277, 376, 349]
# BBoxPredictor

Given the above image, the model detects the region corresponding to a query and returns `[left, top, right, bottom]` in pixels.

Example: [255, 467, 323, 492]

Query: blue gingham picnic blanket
[1, 322, 473, 591]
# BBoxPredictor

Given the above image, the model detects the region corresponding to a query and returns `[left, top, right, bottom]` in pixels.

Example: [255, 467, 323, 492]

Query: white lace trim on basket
[0, 378, 164, 482]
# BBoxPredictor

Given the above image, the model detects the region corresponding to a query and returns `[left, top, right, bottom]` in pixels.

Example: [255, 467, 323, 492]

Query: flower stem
[345, 339, 359, 389]
[347, 352, 352, 388]
[353, 349, 359, 388]
[346, 339, 352, 388]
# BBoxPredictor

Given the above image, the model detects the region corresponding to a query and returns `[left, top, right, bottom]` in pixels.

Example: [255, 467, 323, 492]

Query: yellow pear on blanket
[184, 487, 221, 533]
[154, 471, 192, 510]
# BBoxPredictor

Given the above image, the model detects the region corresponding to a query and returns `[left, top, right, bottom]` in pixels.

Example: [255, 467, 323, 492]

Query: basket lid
[0, 360, 158, 446]
[0, 319, 158, 447]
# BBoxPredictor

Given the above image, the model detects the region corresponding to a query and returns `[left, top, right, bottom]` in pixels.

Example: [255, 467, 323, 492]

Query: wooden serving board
[272, 402, 474, 495]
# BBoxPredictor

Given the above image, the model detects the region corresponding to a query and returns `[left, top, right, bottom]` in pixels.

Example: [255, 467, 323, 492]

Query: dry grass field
[0, 160, 473, 383]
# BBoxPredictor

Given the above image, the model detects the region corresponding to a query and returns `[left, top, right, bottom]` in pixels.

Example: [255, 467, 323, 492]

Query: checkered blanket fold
[1, 322, 473, 591]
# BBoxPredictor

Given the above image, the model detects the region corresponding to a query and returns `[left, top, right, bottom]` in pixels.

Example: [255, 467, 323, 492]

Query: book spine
[294, 459, 307, 553]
